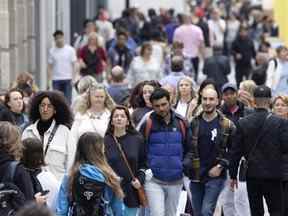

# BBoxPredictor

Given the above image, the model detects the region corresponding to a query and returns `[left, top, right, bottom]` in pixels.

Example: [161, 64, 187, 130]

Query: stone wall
[0, 0, 36, 88]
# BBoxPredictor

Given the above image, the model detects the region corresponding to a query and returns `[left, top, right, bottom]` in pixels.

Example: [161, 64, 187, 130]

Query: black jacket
[203, 55, 230, 89]
[232, 36, 256, 66]
[183, 111, 235, 182]
[0, 151, 34, 201]
[220, 101, 253, 124]
[229, 109, 288, 179]
[104, 132, 146, 208]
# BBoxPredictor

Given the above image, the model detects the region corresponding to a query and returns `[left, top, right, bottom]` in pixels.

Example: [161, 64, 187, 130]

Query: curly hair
[129, 80, 161, 109]
[29, 91, 73, 128]
[0, 121, 22, 159]
[76, 83, 115, 114]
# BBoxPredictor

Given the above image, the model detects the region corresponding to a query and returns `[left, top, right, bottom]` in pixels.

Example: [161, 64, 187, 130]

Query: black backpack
[0, 161, 25, 216]
[70, 172, 107, 216]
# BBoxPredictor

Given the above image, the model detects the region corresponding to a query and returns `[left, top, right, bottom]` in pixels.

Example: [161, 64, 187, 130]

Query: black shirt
[104, 132, 146, 207]
[198, 116, 222, 179]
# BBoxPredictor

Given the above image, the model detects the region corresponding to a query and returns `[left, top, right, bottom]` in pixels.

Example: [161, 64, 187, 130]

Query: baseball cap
[253, 85, 271, 98]
[221, 83, 237, 93]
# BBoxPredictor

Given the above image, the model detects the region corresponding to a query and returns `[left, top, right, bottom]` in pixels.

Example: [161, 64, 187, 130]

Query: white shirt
[95, 20, 115, 42]
[175, 101, 188, 118]
[127, 56, 163, 88]
[70, 109, 111, 148]
[208, 19, 226, 48]
[48, 45, 77, 80]
[37, 169, 60, 211]
[22, 120, 73, 181]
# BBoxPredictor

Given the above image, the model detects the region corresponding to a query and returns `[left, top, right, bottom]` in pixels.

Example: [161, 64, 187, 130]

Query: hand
[236, 53, 242, 60]
[79, 59, 87, 69]
[131, 178, 141, 189]
[230, 179, 238, 192]
[34, 192, 47, 205]
[208, 165, 222, 178]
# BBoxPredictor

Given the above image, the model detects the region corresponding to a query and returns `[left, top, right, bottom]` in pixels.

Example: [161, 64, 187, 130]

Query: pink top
[173, 24, 204, 58]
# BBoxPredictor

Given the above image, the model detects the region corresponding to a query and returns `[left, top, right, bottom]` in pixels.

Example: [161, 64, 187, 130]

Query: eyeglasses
[39, 103, 54, 110]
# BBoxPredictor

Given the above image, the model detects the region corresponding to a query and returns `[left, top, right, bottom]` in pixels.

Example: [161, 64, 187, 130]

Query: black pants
[191, 57, 199, 83]
[235, 65, 251, 87]
[246, 178, 283, 216]
[283, 181, 288, 215]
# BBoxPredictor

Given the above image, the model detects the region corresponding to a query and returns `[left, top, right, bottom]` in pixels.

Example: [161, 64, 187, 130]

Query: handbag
[112, 135, 148, 207]
[238, 113, 272, 182]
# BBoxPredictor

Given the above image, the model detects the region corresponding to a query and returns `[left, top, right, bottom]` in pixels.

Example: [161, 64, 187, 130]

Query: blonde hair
[176, 77, 196, 101]
[76, 83, 115, 114]
[239, 80, 257, 96]
[69, 132, 124, 199]
[77, 75, 98, 94]
[88, 32, 99, 46]
[0, 122, 22, 160]
[272, 95, 288, 107]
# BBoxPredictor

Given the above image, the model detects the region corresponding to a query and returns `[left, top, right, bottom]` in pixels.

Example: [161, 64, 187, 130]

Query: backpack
[145, 116, 186, 140]
[0, 161, 25, 216]
[70, 172, 107, 216]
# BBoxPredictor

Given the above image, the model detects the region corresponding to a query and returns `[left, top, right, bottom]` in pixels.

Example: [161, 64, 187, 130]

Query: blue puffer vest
[147, 112, 184, 182]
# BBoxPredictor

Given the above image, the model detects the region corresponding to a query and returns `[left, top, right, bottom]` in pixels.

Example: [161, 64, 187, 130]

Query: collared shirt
[22, 119, 73, 180]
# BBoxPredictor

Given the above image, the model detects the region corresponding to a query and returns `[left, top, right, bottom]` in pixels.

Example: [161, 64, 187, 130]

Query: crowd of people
[0, 0, 288, 216]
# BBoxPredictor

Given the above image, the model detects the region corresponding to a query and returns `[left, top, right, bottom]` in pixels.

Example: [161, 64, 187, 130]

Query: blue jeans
[190, 178, 225, 216]
[52, 79, 72, 104]
[124, 206, 138, 216]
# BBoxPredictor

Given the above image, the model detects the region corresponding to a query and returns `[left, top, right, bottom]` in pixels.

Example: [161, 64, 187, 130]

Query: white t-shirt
[208, 19, 226, 48]
[48, 45, 77, 80]
[175, 101, 188, 118]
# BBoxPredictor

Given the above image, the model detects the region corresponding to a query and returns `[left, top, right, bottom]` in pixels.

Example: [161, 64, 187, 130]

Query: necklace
[88, 110, 105, 119]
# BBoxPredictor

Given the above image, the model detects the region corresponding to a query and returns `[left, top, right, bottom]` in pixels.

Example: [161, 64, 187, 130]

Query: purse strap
[112, 135, 136, 179]
[44, 124, 59, 156]
[246, 113, 272, 162]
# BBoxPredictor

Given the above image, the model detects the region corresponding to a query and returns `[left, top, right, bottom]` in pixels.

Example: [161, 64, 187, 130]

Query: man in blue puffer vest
[140, 87, 192, 216]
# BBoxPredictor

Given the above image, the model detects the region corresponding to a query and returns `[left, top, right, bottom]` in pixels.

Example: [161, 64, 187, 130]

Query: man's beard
[203, 107, 216, 114]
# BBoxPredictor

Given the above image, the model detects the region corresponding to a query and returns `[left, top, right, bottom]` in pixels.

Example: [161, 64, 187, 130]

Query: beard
[203, 106, 216, 114]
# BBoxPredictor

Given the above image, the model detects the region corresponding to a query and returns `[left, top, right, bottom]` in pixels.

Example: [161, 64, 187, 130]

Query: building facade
[0, 0, 187, 89]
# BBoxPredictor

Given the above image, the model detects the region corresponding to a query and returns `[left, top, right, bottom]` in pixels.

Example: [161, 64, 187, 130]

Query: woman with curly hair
[22, 91, 74, 180]
[130, 80, 160, 127]
[70, 83, 115, 150]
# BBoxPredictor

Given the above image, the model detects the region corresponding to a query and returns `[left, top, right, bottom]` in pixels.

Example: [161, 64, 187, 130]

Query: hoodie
[56, 164, 124, 216]
[0, 151, 34, 201]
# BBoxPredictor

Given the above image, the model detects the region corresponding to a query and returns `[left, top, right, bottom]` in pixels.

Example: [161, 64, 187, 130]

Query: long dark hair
[106, 105, 137, 135]
[29, 91, 73, 128]
[129, 80, 160, 109]
[69, 132, 124, 198]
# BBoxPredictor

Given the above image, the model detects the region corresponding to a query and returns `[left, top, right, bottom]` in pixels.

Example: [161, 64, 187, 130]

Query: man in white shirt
[208, 9, 226, 55]
[48, 30, 77, 104]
